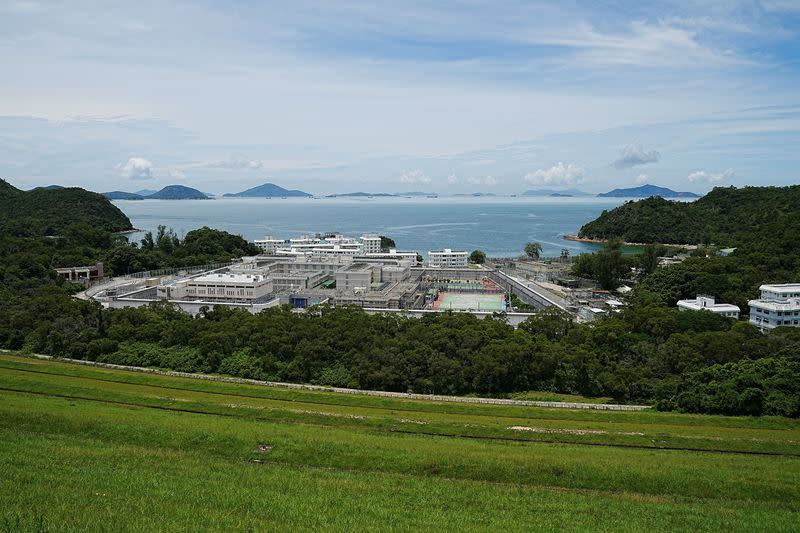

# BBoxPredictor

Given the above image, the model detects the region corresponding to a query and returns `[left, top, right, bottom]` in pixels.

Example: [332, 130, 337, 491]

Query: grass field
[1, 353, 799, 531]
[434, 292, 506, 312]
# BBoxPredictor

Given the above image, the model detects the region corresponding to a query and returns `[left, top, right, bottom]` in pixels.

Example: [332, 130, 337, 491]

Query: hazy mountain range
[99, 181, 701, 200]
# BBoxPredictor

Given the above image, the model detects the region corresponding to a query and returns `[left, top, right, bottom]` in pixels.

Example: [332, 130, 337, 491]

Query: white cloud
[446, 174, 458, 185]
[117, 157, 154, 180]
[525, 162, 585, 186]
[635, 174, 648, 184]
[398, 169, 431, 185]
[687, 169, 734, 183]
[162, 167, 186, 181]
[466, 175, 497, 186]
[613, 143, 661, 169]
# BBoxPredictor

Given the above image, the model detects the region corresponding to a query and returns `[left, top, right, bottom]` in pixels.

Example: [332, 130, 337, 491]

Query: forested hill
[579, 185, 800, 245]
[0, 179, 133, 235]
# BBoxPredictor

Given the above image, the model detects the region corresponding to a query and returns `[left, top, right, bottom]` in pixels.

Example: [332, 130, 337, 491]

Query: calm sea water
[113, 197, 627, 258]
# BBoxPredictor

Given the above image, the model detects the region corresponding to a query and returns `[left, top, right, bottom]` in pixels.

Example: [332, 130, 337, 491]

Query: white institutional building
[428, 249, 469, 268]
[253, 233, 414, 261]
[749, 283, 800, 331]
[157, 272, 273, 303]
[677, 295, 740, 319]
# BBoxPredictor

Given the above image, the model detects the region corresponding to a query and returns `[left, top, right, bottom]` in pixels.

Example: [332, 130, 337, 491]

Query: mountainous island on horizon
[597, 184, 700, 198]
[223, 182, 312, 198]
[103, 185, 210, 200]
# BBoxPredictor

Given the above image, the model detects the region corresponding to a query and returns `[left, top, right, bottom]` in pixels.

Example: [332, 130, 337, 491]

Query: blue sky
[0, 0, 799, 194]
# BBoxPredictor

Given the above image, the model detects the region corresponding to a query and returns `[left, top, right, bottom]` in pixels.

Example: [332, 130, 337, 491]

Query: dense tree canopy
[0, 179, 132, 235]
[579, 185, 800, 246]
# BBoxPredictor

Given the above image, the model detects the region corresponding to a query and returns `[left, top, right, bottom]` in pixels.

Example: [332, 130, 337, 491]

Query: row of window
[752, 316, 800, 326]
[752, 308, 800, 316]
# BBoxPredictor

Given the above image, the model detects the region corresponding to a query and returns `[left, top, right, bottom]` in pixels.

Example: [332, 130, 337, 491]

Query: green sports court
[433, 292, 506, 312]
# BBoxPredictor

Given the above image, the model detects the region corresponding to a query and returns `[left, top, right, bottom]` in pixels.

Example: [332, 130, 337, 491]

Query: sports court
[433, 292, 506, 312]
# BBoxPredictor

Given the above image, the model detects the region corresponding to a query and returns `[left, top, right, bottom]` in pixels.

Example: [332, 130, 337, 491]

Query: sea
[112, 196, 628, 258]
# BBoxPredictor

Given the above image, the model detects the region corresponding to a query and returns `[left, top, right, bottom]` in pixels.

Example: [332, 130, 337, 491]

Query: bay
[113, 196, 628, 258]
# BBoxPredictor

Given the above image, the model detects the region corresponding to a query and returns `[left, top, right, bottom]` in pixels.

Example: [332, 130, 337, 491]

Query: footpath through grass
[1, 353, 799, 532]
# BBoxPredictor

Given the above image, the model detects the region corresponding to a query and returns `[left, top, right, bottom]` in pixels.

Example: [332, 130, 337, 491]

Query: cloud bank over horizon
[0, 1, 798, 194]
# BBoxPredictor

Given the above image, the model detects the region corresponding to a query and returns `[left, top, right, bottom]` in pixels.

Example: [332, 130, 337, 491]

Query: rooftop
[760, 283, 800, 292]
[429, 248, 467, 254]
[191, 273, 267, 284]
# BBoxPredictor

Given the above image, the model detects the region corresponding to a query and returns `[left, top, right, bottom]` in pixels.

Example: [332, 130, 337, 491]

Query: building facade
[158, 273, 273, 303]
[749, 283, 800, 331]
[55, 262, 104, 285]
[360, 234, 382, 254]
[428, 249, 469, 268]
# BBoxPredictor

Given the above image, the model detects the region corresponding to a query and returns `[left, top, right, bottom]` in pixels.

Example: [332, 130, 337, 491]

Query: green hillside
[1, 353, 798, 531]
[0, 179, 133, 235]
[579, 185, 800, 245]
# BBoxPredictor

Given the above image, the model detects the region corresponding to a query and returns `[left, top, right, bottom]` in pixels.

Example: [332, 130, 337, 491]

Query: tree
[596, 239, 624, 290]
[379, 235, 396, 251]
[141, 231, 155, 251]
[560, 248, 571, 263]
[469, 250, 486, 264]
[640, 244, 660, 277]
[524, 242, 543, 260]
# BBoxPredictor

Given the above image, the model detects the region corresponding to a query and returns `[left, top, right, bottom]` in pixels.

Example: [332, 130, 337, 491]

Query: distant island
[224, 182, 312, 198]
[133, 189, 158, 196]
[147, 185, 209, 200]
[522, 188, 590, 197]
[29, 185, 65, 191]
[103, 191, 145, 200]
[549, 192, 574, 197]
[597, 184, 700, 198]
[325, 192, 398, 198]
[104, 185, 210, 201]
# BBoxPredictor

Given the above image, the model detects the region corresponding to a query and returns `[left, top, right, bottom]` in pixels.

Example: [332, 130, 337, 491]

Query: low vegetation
[1, 354, 798, 531]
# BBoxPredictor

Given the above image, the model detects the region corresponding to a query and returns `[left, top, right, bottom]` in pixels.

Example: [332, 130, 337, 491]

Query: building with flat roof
[335, 263, 375, 291]
[253, 236, 285, 254]
[362, 249, 419, 264]
[428, 249, 468, 268]
[253, 232, 420, 261]
[360, 234, 382, 254]
[677, 295, 740, 319]
[749, 283, 800, 331]
[158, 272, 273, 303]
[55, 262, 104, 285]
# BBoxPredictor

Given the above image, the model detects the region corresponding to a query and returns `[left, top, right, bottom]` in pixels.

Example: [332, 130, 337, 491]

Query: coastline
[562, 235, 697, 249]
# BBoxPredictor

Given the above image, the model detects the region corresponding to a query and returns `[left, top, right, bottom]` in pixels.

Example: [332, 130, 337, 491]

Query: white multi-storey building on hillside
[749, 283, 800, 331]
[677, 295, 740, 319]
[428, 249, 469, 268]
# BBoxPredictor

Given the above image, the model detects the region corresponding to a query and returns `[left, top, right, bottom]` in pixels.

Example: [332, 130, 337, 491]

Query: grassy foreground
[1, 354, 799, 531]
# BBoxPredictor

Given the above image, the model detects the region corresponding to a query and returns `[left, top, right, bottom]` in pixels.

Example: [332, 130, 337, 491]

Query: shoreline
[562, 235, 697, 249]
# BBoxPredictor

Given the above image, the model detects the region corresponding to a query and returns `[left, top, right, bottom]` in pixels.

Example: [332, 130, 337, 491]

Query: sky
[0, 0, 799, 195]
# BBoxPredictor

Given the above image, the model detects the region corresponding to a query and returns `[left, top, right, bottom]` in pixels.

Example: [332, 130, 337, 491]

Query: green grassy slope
[0, 179, 132, 235]
[1, 354, 799, 531]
